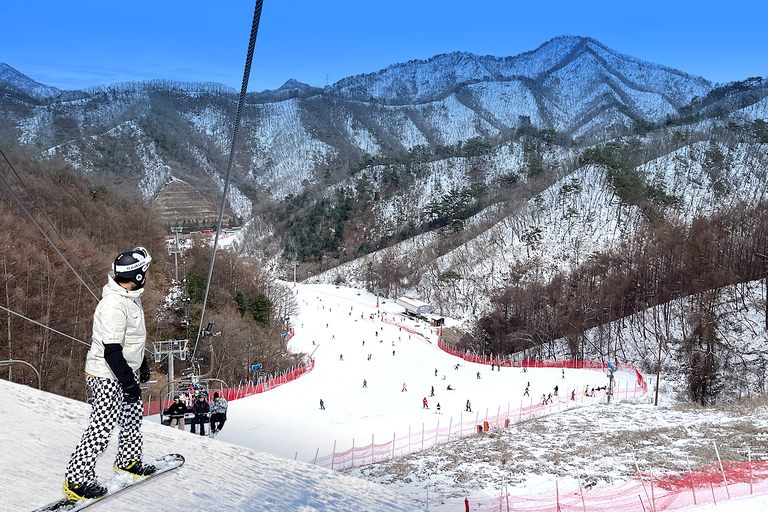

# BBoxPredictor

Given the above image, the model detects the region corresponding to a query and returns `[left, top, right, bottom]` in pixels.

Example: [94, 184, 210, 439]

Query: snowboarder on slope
[320, 399, 325, 410]
[402, 383, 407, 392]
[423, 397, 429, 409]
[64, 247, 155, 501]
[524, 384, 530, 396]
[465, 400, 471, 412]
[363, 379, 367, 388]
[430, 385, 434, 397]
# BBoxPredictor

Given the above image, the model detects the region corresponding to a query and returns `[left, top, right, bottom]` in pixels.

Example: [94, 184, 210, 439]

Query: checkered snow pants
[65, 375, 143, 485]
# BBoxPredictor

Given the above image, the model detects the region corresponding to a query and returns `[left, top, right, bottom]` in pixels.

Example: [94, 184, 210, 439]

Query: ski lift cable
[192, 0, 264, 361]
[0, 303, 89, 347]
[0, 149, 101, 302]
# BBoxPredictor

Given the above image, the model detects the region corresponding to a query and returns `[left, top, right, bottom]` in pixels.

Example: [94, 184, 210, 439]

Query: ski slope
[8, 282, 767, 511]
[2, 377, 422, 512]
[176, 283, 636, 463]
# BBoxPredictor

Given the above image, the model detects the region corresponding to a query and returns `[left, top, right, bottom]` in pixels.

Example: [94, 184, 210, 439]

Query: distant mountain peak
[0, 62, 61, 99]
[276, 78, 311, 92]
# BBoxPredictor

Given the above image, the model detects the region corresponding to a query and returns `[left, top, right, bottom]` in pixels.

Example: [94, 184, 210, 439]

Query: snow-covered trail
[168, 283, 636, 463]
[1, 377, 423, 512]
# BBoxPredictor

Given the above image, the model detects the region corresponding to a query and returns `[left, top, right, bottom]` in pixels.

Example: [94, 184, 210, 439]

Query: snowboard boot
[114, 460, 156, 478]
[63, 480, 108, 501]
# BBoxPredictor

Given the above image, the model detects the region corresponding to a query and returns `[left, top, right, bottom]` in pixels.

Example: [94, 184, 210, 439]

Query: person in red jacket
[422, 397, 429, 409]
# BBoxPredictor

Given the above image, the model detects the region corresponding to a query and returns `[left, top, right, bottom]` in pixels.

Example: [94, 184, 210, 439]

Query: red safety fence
[142, 331, 313, 416]
[436, 339, 648, 394]
[311, 381, 645, 471]
[435, 459, 768, 511]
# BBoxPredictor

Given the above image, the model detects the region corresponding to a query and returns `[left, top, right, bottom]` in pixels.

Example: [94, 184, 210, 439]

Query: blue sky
[2, 1, 767, 92]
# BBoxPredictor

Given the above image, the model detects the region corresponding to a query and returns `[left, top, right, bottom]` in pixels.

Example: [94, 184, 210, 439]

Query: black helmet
[113, 247, 151, 288]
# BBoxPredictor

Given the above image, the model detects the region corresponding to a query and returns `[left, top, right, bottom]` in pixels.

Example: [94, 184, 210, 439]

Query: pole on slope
[436, 420, 440, 445]
[331, 440, 336, 470]
[575, 467, 588, 512]
[686, 455, 697, 505]
[408, 426, 411, 454]
[713, 440, 730, 499]
[313, 448, 319, 465]
[371, 434, 374, 465]
[392, 433, 396, 460]
[749, 448, 754, 495]
[448, 417, 453, 440]
[421, 423, 425, 451]
[633, 451, 654, 512]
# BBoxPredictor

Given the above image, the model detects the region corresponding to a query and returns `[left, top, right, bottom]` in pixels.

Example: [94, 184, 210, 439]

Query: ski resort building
[395, 296, 444, 326]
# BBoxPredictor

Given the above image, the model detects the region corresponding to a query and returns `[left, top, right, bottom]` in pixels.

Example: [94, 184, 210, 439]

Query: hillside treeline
[0, 150, 166, 399]
[466, 201, 768, 403]
[168, 242, 302, 388]
[0, 151, 299, 400]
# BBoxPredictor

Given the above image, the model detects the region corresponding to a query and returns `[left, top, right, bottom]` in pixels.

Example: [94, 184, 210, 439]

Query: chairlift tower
[153, 339, 188, 397]
[292, 260, 299, 287]
[168, 227, 184, 283]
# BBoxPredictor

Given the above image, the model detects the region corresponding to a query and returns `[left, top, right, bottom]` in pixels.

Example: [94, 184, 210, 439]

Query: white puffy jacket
[85, 273, 147, 380]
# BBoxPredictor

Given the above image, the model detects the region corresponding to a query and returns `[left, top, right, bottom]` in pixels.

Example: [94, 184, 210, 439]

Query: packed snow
[4, 282, 768, 511]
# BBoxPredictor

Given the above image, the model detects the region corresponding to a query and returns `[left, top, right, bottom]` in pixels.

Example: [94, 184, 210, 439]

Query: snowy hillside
[0, 62, 61, 99]
[6, 282, 767, 511]
[2, 377, 423, 512]
[2, 35, 721, 204]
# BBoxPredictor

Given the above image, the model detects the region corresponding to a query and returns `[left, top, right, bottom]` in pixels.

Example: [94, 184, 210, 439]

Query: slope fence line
[439, 459, 768, 511]
[311, 377, 645, 471]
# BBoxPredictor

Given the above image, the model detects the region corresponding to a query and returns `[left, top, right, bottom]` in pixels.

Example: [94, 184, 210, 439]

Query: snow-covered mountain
[0, 62, 61, 99]
[1, 36, 717, 205]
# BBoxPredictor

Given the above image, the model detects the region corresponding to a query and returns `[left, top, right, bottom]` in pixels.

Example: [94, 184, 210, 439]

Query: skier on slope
[64, 247, 155, 501]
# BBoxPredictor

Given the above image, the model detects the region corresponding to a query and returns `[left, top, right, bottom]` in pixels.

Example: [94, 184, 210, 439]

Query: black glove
[140, 357, 150, 384]
[122, 381, 142, 404]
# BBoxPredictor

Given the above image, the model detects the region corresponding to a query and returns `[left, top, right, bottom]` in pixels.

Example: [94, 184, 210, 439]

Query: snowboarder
[402, 383, 407, 392]
[454, 364, 460, 370]
[447, 384, 454, 390]
[393, 350, 395, 356]
[64, 247, 155, 501]
[436, 403, 441, 413]
[210, 392, 228, 435]
[554, 385, 559, 396]
[339, 354, 343, 361]
[465, 400, 471, 412]
[435, 368, 438, 377]
[362, 340, 365, 346]
[562, 369, 565, 379]
[423, 397, 429, 409]
[491, 363, 495, 371]
[571, 390, 576, 401]
[367, 353, 372, 360]
[476, 371, 481, 379]
[363, 379, 367, 388]
[319, 399, 325, 410]
[430, 385, 434, 397]
[524, 384, 530, 396]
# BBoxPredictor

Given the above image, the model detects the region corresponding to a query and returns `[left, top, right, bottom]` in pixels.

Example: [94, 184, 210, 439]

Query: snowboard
[33, 454, 185, 512]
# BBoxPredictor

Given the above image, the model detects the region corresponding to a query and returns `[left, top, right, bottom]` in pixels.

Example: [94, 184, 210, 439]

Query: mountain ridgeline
[2, 35, 768, 405]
